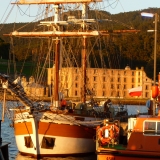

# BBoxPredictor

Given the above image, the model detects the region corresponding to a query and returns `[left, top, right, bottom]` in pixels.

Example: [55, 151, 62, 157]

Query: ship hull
[14, 110, 98, 158]
[97, 152, 160, 160]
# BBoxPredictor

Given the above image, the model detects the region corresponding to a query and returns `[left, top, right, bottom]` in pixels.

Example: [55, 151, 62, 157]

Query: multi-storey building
[47, 66, 152, 99]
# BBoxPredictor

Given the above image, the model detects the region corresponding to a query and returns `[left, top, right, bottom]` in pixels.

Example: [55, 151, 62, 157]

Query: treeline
[0, 8, 160, 79]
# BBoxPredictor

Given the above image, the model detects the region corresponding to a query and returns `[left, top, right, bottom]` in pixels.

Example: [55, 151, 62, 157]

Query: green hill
[0, 8, 160, 79]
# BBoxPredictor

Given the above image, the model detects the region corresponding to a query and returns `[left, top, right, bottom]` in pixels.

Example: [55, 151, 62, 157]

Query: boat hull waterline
[14, 111, 99, 157]
[97, 154, 160, 160]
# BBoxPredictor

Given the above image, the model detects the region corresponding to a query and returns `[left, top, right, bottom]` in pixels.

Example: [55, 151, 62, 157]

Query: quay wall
[4, 93, 147, 105]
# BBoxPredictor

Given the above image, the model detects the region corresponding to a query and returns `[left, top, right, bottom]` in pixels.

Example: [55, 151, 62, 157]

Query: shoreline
[3, 94, 147, 105]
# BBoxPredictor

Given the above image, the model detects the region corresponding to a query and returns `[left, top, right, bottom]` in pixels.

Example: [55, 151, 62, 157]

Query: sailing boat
[0, 0, 139, 158]
[0, 0, 106, 158]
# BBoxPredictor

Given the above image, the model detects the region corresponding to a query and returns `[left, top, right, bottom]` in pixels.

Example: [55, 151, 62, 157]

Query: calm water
[1, 105, 150, 160]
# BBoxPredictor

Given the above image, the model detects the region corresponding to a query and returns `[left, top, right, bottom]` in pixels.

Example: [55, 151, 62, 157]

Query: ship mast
[4, 0, 140, 109]
[81, 3, 88, 103]
[53, 4, 61, 108]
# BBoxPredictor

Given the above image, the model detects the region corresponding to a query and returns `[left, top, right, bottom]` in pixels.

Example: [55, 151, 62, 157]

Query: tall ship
[0, 0, 138, 158]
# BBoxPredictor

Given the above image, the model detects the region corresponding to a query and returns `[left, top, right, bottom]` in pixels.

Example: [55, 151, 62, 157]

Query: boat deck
[97, 144, 126, 152]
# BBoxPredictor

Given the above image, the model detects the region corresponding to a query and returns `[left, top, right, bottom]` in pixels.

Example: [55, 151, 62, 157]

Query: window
[145, 92, 149, 98]
[157, 122, 160, 133]
[124, 78, 126, 82]
[75, 83, 78, 88]
[75, 90, 78, 96]
[103, 77, 106, 82]
[132, 78, 134, 83]
[111, 84, 114, 89]
[132, 71, 134, 76]
[144, 121, 160, 135]
[75, 68, 78, 73]
[118, 77, 120, 82]
[93, 76, 97, 81]
[24, 136, 33, 148]
[93, 83, 97, 88]
[75, 76, 78, 81]
[86, 76, 89, 81]
[146, 85, 149, 90]
[41, 137, 55, 149]
[138, 72, 141, 76]
[94, 69, 97, 74]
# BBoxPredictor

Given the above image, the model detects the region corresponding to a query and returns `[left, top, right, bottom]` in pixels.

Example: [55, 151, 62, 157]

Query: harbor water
[1, 104, 151, 160]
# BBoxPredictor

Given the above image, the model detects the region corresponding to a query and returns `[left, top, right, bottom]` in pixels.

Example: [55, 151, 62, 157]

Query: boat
[0, 0, 139, 158]
[96, 29, 160, 159]
[96, 87, 160, 160]
[96, 113, 160, 160]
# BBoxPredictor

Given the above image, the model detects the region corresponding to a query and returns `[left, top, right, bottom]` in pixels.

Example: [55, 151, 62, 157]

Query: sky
[107, 0, 160, 14]
[0, 0, 160, 23]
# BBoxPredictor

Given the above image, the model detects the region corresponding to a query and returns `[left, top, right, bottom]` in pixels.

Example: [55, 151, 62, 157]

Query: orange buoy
[158, 74, 160, 94]
[152, 85, 159, 98]
[97, 124, 119, 146]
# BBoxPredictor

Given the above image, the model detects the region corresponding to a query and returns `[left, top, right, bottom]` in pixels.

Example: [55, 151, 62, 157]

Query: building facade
[47, 66, 152, 99]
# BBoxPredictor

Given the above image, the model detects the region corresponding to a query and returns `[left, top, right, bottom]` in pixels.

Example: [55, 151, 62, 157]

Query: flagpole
[153, 13, 158, 116]
[141, 12, 158, 116]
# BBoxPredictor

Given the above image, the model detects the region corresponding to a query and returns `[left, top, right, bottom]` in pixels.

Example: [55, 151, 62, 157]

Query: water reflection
[15, 153, 97, 160]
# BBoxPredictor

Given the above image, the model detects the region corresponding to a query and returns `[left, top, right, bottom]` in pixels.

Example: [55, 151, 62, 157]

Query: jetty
[3, 93, 147, 105]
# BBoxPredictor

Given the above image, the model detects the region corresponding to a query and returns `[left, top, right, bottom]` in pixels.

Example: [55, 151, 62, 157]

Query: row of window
[61, 76, 142, 83]
[67, 83, 149, 90]
[25, 136, 55, 149]
[87, 69, 141, 76]
[73, 90, 150, 98]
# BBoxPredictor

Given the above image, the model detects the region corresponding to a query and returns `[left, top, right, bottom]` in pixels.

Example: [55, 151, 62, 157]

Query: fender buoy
[97, 124, 119, 145]
[152, 85, 159, 98]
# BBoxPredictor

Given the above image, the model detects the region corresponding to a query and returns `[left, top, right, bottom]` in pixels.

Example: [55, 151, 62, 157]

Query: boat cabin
[127, 115, 160, 152]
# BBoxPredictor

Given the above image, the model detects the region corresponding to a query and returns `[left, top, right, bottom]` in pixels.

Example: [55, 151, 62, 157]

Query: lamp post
[141, 12, 158, 116]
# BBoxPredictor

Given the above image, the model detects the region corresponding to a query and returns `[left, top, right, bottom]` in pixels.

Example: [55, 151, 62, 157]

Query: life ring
[97, 124, 119, 145]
